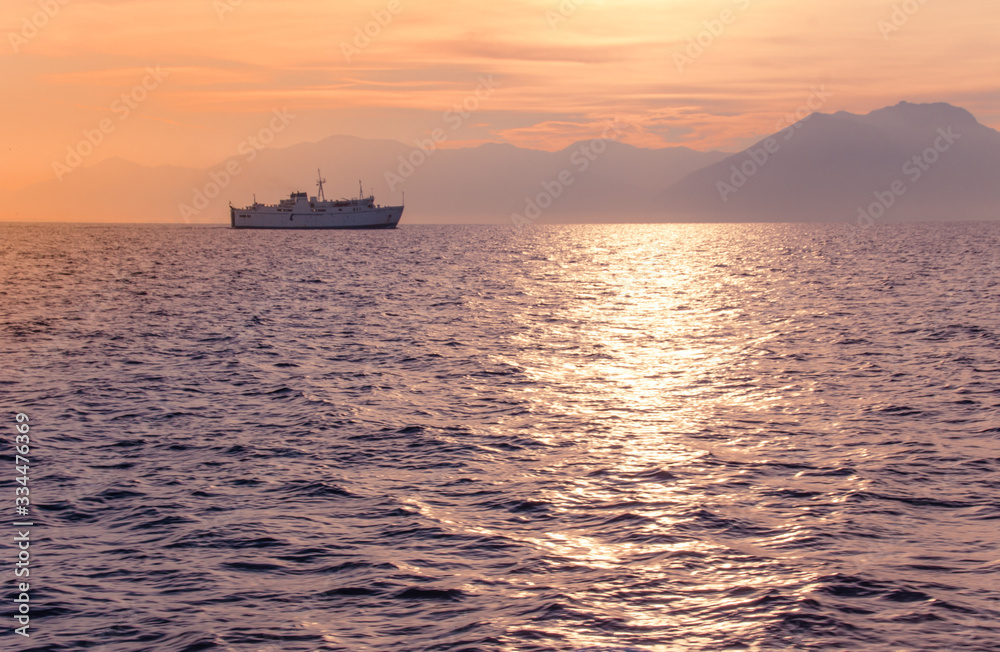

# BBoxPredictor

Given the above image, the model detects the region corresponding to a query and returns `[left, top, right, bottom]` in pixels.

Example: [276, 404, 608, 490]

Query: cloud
[2, 0, 999, 191]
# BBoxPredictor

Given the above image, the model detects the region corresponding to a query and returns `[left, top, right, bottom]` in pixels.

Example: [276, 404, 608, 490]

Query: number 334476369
[15, 414, 30, 504]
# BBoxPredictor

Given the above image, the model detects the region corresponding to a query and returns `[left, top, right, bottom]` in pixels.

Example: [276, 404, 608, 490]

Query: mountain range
[664, 102, 1000, 222]
[4, 102, 998, 224]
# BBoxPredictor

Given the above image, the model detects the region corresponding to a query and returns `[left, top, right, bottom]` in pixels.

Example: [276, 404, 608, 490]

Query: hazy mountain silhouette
[663, 102, 1000, 222]
[4, 102, 998, 224]
[3, 137, 724, 224]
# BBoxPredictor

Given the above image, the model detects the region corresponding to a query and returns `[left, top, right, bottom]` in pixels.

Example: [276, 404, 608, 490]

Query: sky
[2, 0, 999, 191]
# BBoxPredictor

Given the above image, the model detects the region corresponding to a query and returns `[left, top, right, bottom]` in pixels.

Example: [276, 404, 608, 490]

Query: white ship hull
[231, 203, 403, 229]
[230, 173, 404, 229]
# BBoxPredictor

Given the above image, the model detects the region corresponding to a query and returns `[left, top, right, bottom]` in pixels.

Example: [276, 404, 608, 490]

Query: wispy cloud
[2, 0, 999, 190]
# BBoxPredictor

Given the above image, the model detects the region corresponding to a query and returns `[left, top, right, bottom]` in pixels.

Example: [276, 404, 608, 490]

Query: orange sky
[2, 0, 999, 191]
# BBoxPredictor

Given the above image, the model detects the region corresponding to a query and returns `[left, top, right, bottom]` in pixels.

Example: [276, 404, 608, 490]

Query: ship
[230, 170, 403, 229]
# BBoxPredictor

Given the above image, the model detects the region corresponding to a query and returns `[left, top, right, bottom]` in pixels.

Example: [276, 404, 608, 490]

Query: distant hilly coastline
[1, 137, 726, 225]
[4, 102, 998, 224]
[664, 102, 1000, 223]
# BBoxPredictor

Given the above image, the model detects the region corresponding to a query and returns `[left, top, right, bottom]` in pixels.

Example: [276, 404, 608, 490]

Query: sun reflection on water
[477, 225, 842, 647]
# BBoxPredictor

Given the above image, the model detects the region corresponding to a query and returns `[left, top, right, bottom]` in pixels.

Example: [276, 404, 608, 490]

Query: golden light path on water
[492, 227, 821, 649]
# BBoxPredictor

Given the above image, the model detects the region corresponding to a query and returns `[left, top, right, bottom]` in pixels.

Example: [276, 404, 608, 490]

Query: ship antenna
[358, 179, 363, 201]
[316, 169, 326, 202]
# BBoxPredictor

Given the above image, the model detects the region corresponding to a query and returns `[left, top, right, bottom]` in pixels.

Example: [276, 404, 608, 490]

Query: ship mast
[316, 169, 327, 202]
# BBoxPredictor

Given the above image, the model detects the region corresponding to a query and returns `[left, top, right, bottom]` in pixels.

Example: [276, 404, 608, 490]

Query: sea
[1, 222, 998, 652]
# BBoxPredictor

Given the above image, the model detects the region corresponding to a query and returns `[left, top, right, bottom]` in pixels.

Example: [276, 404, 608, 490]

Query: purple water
[1, 222, 998, 652]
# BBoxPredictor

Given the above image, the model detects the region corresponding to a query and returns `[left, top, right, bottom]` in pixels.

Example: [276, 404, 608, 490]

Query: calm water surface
[1, 222, 998, 652]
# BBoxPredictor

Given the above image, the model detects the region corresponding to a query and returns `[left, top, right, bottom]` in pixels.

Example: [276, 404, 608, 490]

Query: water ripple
[1, 222, 999, 651]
